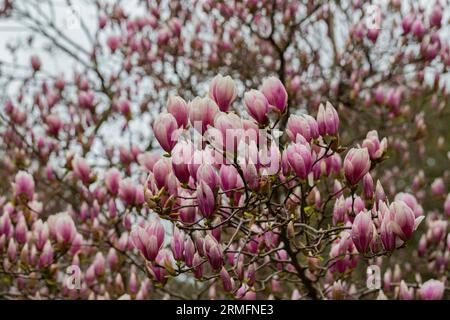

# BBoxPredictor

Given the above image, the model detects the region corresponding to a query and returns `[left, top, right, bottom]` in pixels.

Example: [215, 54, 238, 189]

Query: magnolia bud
[209, 74, 236, 112]
[344, 148, 371, 185]
[261, 76, 287, 113]
[244, 89, 269, 124]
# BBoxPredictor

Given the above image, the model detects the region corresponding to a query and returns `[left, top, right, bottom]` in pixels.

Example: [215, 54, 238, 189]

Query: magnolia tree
[0, 0, 449, 300]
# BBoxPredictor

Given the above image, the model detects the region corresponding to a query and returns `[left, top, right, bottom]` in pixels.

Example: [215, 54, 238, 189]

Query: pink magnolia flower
[209, 74, 236, 112]
[220, 267, 234, 292]
[197, 181, 216, 219]
[78, 91, 95, 109]
[153, 113, 180, 153]
[118, 178, 137, 206]
[196, 164, 219, 191]
[431, 178, 445, 197]
[402, 15, 414, 34]
[286, 114, 318, 142]
[72, 157, 92, 184]
[30, 55, 41, 71]
[107, 35, 121, 52]
[399, 281, 414, 300]
[362, 173, 374, 199]
[419, 279, 445, 300]
[351, 210, 376, 253]
[39, 240, 54, 268]
[219, 165, 240, 194]
[54, 213, 77, 245]
[394, 192, 424, 217]
[286, 141, 312, 180]
[178, 194, 197, 224]
[14, 171, 35, 201]
[137, 152, 161, 172]
[429, 5, 442, 28]
[105, 168, 121, 195]
[188, 97, 219, 134]
[204, 235, 223, 270]
[244, 89, 269, 124]
[362, 130, 387, 161]
[130, 219, 165, 261]
[152, 158, 172, 189]
[317, 102, 339, 137]
[344, 148, 371, 185]
[387, 201, 423, 243]
[171, 141, 192, 184]
[261, 76, 288, 113]
[167, 96, 189, 128]
[444, 193, 450, 217]
[148, 249, 171, 285]
[170, 227, 185, 261]
[412, 20, 425, 39]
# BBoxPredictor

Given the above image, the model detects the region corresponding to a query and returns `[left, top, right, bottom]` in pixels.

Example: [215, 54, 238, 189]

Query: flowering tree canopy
[0, 0, 449, 300]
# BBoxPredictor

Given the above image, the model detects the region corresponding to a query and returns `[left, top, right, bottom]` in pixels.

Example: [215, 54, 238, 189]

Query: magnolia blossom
[13, 171, 35, 201]
[344, 148, 371, 185]
[419, 280, 445, 300]
[362, 130, 387, 161]
[209, 74, 237, 112]
[131, 220, 165, 261]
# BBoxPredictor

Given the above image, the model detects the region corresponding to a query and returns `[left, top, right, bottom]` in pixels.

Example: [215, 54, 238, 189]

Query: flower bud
[171, 142, 192, 184]
[72, 157, 92, 185]
[170, 227, 185, 261]
[178, 196, 197, 224]
[399, 280, 414, 300]
[197, 181, 216, 219]
[55, 213, 77, 245]
[429, 6, 442, 28]
[444, 193, 450, 217]
[209, 74, 236, 112]
[167, 96, 189, 128]
[244, 89, 269, 124]
[130, 220, 165, 261]
[14, 171, 35, 201]
[189, 97, 219, 134]
[286, 141, 312, 180]
[317, 102, 339, 137]
[219, 165, 239, 194]
[286, 114, 318, 142]
[394, 193, 423, 218]
[153, 113, 180, 153]
[204, 235, 223, 270]
[105, 168, 121, 195]
[412, 20, 425, 39]
[193, 253, 203, 279]
[344, 148, 371, 185]
[220, 267, 234, 292]
[196, 164, 219, 191]
[362, 173, 374, 199]
[402, 15, 414, 34]
[431, 178, 445, 197]
[389, 201, 423, 242]
[118, 178, 137, 206]
[93, 252, 105, 276]
[351, 210, 376, 253]
[39, 240, 53, 268]
[362, 130, 387, 161]
[184, 237, 195, 267]
[30, 55, 41, 71]
[419, 279, 444, 300]
[261, 76, 287, 113]
[107, 35, 121, 52]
